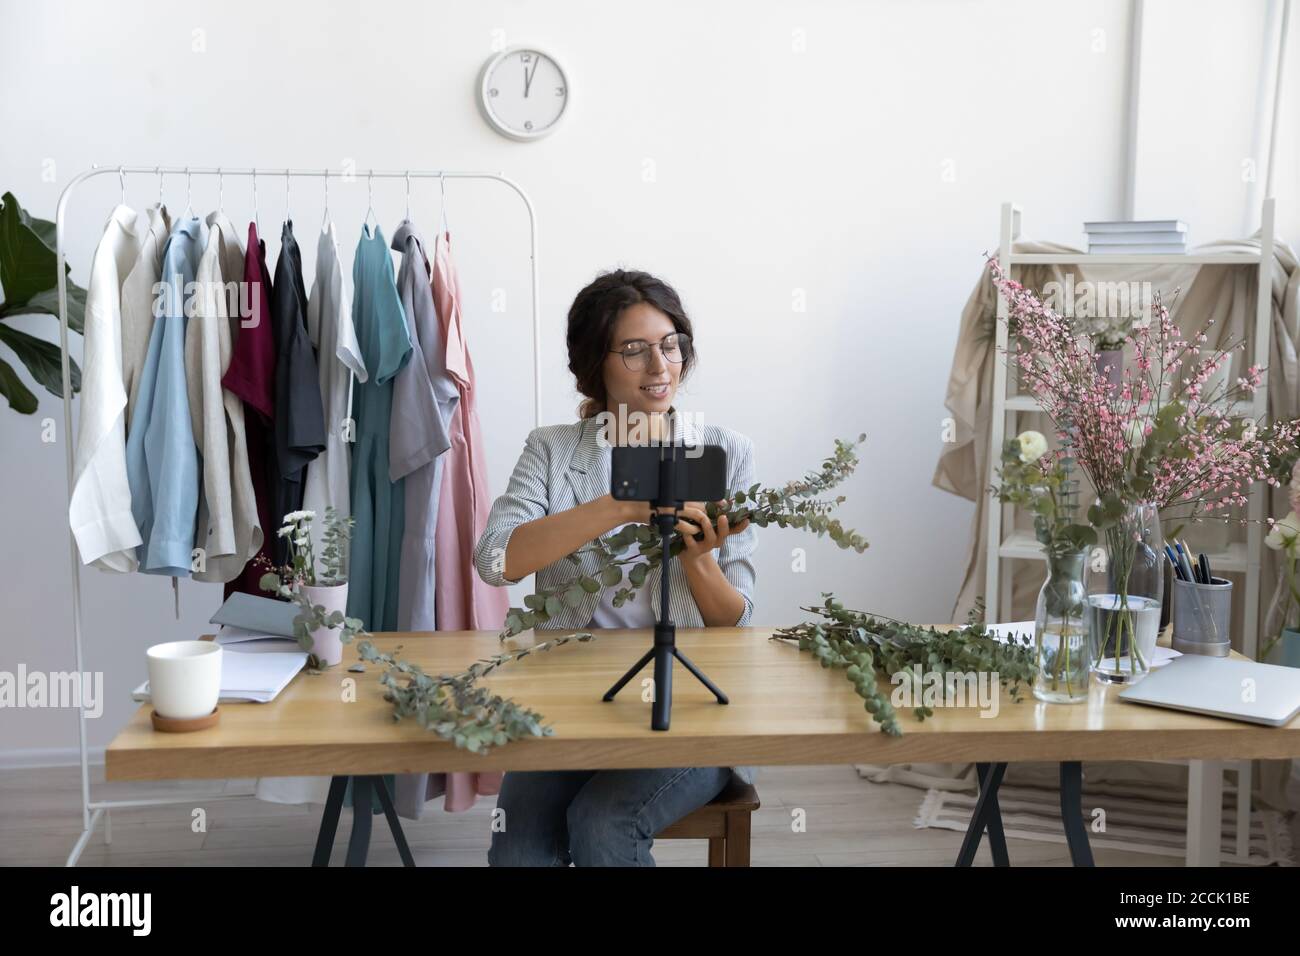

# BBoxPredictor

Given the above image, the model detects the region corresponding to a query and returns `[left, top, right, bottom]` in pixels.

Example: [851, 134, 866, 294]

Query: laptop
[1118, 654, 1300, 727]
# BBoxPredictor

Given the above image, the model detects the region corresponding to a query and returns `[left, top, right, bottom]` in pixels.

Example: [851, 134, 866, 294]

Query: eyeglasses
[609, 332, 693, 371]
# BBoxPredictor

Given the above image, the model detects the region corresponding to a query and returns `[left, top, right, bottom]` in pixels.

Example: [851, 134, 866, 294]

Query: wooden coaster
[151, 706, 220, 733]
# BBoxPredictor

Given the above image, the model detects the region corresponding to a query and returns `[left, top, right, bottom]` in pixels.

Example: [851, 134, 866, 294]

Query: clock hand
[524, 54, 540, 97]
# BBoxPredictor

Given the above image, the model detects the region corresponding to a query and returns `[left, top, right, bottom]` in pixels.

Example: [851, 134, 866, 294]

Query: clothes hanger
[118, 166, 126, 207]
[438, 172, 450, 238]
[321, 168, 331, 231]
[183, 167, 195, 220]
[216, 166, 224, 216]
[156, 166, 164, 209]
[252, 167, 261, 236]
[284, 167, 291, 229]
[404, 169, 412, 223]
[364, 168, 378, 234]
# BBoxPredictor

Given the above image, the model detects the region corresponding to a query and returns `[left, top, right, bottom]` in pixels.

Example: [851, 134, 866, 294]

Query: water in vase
[1035, 618, 1091, 703]
[1086, 593, 1161, 684]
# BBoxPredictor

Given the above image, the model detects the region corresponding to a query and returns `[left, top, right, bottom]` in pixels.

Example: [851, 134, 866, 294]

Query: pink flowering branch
[987, 257, 1300, 526]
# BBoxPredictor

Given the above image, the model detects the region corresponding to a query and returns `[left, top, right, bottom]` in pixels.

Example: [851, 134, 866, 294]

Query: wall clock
[478, 47, 569, 141]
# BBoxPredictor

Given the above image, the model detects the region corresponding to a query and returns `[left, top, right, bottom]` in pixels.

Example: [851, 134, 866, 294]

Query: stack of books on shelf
[1084, 219, 1188, 255]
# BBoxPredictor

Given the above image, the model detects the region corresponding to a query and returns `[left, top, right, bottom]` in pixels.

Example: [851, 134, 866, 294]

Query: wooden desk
[106, 628, 1300, 864]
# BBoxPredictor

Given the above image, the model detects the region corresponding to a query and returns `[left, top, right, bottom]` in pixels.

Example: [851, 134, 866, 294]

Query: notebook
[210, 592, 299, 639]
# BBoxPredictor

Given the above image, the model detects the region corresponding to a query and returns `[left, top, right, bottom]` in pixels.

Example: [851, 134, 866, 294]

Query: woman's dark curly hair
[566, 269, 696, 419]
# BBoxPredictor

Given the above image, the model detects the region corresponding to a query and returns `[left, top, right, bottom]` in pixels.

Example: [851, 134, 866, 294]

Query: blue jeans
[487, 766, 732, 867]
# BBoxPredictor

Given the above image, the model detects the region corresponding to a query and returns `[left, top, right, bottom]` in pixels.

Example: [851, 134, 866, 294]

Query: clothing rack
[52, 164, 542, 866]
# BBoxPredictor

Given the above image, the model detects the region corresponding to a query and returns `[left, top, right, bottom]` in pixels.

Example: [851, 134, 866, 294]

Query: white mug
[146, 641, 222, 720]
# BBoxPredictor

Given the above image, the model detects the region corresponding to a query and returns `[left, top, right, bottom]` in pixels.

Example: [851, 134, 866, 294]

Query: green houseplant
[0, 192, 88, 413]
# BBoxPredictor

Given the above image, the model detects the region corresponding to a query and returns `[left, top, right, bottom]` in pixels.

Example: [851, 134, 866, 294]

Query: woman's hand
[671, 499, 751, 565]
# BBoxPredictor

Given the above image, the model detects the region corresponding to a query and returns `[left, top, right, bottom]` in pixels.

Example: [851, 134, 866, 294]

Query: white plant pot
[300, 582, 349, 667]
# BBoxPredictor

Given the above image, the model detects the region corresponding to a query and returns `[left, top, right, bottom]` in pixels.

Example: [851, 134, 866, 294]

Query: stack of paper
[1085, 220, 1188, 255]
[980, 621, 1180, 667]
[133, 592, 311, 705]
[133, 647, 307, 704]
[214, 625, 301, 654]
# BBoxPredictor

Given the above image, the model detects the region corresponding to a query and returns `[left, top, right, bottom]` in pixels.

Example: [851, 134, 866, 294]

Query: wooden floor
[0, 763, 1270, 866]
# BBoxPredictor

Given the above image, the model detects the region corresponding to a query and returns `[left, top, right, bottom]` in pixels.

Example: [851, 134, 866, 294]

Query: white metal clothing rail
[52, 164, 543, 866]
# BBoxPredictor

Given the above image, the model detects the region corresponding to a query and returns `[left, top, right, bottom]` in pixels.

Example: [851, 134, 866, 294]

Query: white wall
[0, 0, 1294, 760]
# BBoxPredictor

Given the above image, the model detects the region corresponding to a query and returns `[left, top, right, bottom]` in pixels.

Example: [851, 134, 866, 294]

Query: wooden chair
[656, 771, 760, 866]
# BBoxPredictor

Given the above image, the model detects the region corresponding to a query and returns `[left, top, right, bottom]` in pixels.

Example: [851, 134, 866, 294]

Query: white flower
[1265, 512, 1300, 552]
[1017, 430, 1048, 463]
[281, 510, 314, 524]
[277, 525, 293, 538]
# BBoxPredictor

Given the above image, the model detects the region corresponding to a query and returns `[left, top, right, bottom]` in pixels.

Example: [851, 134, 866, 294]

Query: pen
[1198, 552, 1211, 585]
[1165, 544, 1186, 581]
[1174, 541, 1196, 584]
[1179, 539, 1200, 583]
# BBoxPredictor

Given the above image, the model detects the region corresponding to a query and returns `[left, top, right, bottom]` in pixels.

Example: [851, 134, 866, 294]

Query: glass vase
[1087, 501, 1164, 684]
[1033, 548, 1091, 703]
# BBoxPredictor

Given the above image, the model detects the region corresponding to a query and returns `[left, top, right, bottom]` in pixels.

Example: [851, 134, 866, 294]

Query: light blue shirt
[125, 217, 206, 575]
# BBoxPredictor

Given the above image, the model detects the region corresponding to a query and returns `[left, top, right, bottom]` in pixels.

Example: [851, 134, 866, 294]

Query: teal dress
[346, 224, 413, 632]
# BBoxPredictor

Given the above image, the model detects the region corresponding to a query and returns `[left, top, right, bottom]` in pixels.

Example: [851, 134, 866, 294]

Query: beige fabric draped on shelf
[860, 235, 1300, 811]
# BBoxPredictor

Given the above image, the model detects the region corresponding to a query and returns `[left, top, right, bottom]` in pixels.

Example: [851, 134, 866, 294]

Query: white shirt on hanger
[69, 204, 145, 572]
[119, 204, 171, 429]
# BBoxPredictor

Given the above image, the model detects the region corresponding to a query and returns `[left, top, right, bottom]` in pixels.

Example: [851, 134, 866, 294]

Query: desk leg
[1059, 762, 1095, 867]
[313, 775, 417, 867]
[956, 762, 1008, 866]
[980, 763, 1010, 866]
[312, 776, 349, 867]
[374, 775, 416, 867]
[345, 776, 375, 867]
[1186, 760, 1224, 867]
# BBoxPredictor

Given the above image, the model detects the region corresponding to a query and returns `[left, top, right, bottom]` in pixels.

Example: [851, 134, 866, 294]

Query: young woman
[473, 269, 757, 867]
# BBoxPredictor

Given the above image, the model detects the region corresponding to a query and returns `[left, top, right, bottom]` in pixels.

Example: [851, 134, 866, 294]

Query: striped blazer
[473, 414, 758, 630]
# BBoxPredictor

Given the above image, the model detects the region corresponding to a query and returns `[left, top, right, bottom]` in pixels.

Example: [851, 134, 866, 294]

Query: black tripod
[602, 454, 728, 730]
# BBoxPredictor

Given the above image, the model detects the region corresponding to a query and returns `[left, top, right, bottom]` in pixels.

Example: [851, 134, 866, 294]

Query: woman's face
[602, 302, 681, 417]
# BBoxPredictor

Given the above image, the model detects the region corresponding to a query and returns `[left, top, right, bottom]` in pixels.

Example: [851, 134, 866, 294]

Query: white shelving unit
[984, 198, 1277, 662]
[986, 201, 1278, 866]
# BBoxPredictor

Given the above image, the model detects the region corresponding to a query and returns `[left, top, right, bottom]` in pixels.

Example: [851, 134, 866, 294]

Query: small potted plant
[259, 507, 360, 668]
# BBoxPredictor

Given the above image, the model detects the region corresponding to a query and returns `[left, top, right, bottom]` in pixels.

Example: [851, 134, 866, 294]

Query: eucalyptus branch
[501, 434, 871, 639]
[771, 593, 1036, 734]
[355, 633, 595, 754]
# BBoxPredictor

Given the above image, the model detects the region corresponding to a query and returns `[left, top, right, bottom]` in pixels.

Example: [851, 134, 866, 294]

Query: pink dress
[402, 232, 509, 815]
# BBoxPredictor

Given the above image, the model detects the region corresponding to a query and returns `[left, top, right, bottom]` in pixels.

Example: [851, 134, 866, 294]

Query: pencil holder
[1171, 576, 1232, 657]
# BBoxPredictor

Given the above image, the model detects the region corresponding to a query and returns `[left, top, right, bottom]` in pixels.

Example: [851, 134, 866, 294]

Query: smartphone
[610, 444, 727, 507]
